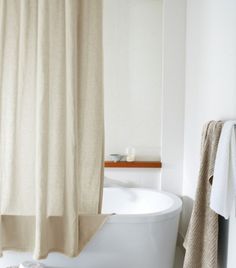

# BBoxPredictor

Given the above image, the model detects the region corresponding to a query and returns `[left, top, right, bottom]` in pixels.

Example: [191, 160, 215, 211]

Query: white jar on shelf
[126, 146, 135, 162]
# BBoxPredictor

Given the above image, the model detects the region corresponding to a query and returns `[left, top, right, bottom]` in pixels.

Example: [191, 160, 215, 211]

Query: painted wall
[103, 0, 163, 161]
[103, 0, 163, 188]
[183, 0, 236, 266]
[160, 1, 187, 266]
[160, 0, 186, 196]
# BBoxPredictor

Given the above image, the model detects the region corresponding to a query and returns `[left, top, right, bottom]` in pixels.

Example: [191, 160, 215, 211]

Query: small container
[109, 154, 123, 162]
[126, 147, 135, 162]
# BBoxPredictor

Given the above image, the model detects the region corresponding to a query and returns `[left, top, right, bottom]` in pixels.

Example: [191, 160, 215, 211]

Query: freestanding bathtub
[0, 187, 182, 268]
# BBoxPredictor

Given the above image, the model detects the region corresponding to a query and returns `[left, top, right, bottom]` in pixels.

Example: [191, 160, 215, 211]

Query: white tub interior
[102, 188, 174, 214]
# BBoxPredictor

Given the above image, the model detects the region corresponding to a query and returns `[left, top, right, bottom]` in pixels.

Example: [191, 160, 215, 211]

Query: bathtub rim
[103, 188, 182, 224]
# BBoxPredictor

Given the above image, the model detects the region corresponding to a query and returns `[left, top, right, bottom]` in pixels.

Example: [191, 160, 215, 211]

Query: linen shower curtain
[0, 0, 107, 259]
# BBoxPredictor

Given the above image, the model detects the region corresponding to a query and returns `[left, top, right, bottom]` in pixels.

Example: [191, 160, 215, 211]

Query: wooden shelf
[104, 161, 162, 168]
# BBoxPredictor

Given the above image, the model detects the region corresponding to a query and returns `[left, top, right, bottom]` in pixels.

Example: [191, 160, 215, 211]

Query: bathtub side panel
[76, 216, 180, 268]
[58, 215, 180, 268]
[0, 215, 180, 268]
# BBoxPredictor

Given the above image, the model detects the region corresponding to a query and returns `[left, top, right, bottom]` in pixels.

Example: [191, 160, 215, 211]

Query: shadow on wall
[218, 217, 229, 268]
[173, 196, 194, 268]
[179, 196, 194, 238]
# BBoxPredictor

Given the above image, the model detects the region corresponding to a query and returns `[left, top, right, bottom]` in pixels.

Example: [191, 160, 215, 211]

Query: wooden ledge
[104, 161, 162, 168]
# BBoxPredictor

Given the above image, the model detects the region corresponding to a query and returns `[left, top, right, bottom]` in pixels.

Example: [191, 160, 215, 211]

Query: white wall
[103, 0, 163, 189]
[161, 0, 186, 195]
[103, 0, 163, 161]
[183, 0, 236, 266]
[183, 0, 236, 199]
[160, 1, 187, 266]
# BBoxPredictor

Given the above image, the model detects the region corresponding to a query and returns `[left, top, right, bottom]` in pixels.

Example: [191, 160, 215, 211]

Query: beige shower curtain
[0, 0, 107, 259]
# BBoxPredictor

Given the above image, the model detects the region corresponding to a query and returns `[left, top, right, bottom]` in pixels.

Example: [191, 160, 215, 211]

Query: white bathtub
[0, 187, 182, 268]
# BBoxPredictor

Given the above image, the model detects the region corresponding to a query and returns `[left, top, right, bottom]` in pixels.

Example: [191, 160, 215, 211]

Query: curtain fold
[0, 0, 106, 259]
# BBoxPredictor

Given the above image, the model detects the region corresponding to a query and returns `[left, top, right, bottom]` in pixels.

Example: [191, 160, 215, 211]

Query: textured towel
[183, 121, 223, 268]
[210, 121, 236, 219]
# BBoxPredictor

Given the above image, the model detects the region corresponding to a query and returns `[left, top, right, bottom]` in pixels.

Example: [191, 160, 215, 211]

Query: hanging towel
[210, 121, 236, 219]
[183, 121, 223, 268]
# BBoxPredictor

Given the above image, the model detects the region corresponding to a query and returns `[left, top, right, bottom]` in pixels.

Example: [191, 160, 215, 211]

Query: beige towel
[183, 121, 223, 268]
